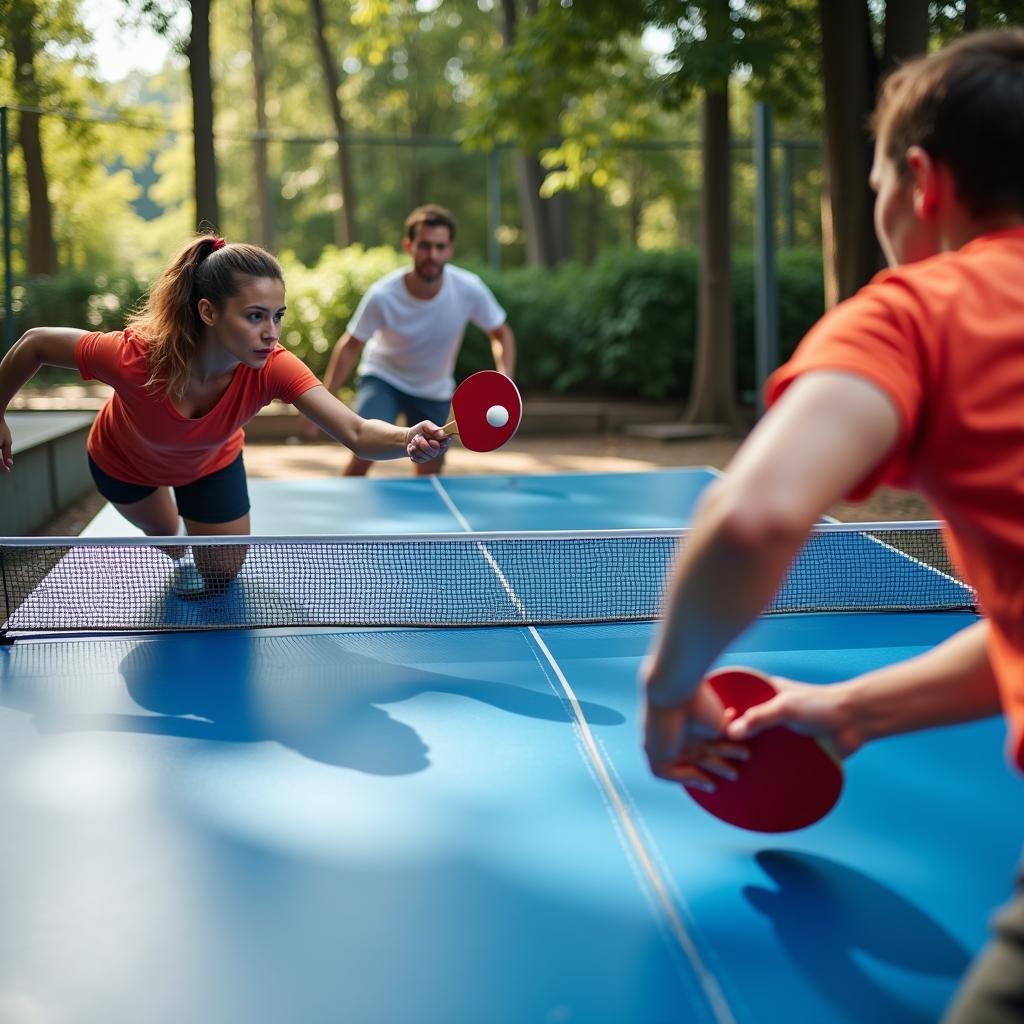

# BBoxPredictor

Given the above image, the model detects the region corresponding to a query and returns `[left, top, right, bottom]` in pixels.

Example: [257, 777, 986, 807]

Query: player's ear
[906, 145, 940, 219]
[402, 237, 413, 254]
[196, 297, 217, 326]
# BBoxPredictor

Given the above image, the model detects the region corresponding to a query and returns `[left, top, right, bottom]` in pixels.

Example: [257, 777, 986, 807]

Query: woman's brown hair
[127, 234, 284, 399]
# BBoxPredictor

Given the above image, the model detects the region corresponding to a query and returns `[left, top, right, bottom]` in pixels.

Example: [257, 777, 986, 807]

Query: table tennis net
[0, 524, 975, 637]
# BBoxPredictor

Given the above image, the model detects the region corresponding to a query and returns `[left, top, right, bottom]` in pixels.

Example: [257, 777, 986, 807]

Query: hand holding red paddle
[405, 420, 452, 463]
[686, 668, 844, 832]
[647, 666, 844, 833]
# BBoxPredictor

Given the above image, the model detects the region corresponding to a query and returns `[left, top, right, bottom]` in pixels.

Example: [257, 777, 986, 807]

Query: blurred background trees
[0, 0, 1016, 410]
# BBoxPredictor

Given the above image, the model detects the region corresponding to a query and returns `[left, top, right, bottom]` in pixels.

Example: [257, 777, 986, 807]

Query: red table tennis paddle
[442, 370, 522, 453]
[685, 667, 844, 833]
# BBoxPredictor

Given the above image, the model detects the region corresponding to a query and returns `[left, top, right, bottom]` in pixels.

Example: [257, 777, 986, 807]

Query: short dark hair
[872, 28, 1024, 218]
[404, 204, 456, 242]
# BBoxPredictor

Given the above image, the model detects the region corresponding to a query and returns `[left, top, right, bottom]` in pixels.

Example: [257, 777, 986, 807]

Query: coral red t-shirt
[766, 227, 1024, 770]
[76, 329, 319, 486]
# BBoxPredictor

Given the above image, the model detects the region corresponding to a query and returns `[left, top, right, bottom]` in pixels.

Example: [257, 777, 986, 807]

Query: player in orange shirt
[0, 235, 450, 591]
[641, 29, 1024, 1021]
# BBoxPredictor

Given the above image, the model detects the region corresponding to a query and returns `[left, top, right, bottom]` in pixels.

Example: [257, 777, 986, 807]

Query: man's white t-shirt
[347, 265, 507, 400]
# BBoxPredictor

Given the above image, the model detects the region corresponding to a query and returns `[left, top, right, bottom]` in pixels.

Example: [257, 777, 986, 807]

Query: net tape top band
[1, 523, 975, 637]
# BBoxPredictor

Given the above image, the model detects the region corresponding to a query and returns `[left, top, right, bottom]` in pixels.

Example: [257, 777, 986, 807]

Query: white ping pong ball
[486, 404, 509, 428]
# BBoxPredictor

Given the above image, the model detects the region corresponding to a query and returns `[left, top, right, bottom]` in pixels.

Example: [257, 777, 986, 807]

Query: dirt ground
[34, 432, 931, 536]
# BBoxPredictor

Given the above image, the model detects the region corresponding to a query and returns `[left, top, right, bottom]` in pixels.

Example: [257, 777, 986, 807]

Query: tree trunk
[513, 154, 573, 266]
[11, 4, 58, 275]
[500, 0, 572, 267]
[882, 0, 929, 73]
[515, 153, 549, 264]
[684, 86, 742, 429]
[408, 153, 428, 213]
[408, 95, 433, 212]
[582, 185, 600, 265]
[628, 161, 643, 247]
[818, 0, 929, 305]
[250, 0, 272, 249]
[545, 187, 573, 264]
[310, 0, 358, 247]
[187, 0, 220, 231]
[818, 0, 878, 306]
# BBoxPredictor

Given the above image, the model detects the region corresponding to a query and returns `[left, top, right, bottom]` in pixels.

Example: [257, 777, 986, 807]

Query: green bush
[456, 262, 597, 394]
[8, 246, 825, 403]
[6, 271, 145, 339]
[466, 247, 823, 402]
[733, 248, 825, 399]
[278, 245, 406, 374]
[457, 251, 699, 399]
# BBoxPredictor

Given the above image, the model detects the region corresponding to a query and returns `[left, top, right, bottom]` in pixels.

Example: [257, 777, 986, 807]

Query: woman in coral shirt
[0, 234, 449, 590]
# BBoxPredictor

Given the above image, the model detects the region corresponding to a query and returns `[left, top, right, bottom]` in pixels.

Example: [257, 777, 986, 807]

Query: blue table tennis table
[0, 467, 1020, 1023]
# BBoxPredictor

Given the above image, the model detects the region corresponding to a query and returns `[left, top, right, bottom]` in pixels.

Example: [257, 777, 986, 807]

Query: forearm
[323, 335, 364, 394]
[293, 385, 407, 459]
[0, 333, 46, 412]
[490, 326, 515, 378]
[344, 417, 412, 460]
[841, 619, 1001, 742]
[645, 373, 904, 709]
[0, 327, 84, 414]
[644, 485, 809, 705]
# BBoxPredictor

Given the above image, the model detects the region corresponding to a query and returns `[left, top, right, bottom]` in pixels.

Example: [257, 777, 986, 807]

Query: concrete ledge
[3, 412, 96, 534]
[624, 423, 732, 441]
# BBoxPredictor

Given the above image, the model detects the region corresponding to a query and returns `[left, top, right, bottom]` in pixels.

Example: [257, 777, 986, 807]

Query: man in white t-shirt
[314, 204, 516, 476]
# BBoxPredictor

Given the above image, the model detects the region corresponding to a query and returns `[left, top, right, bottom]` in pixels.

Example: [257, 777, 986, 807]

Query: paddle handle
[441, 419, 458, 436]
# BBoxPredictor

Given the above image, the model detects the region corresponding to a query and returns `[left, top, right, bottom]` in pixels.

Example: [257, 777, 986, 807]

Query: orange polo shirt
[76, 329, 320, 487]
[766, 227, 1024, 770]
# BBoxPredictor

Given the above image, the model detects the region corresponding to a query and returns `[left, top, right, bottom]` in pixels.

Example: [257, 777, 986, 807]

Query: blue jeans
[355, 374, 451, 428]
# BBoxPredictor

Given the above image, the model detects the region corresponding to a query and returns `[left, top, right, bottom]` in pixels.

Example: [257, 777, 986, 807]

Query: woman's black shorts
[87, 452, 250, 524]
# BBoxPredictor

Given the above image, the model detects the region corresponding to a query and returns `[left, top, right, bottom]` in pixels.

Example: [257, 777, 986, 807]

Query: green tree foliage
[467, 1, 819, 184]
[278, 243, 405, 364]
[4, 0, 828, 281]
[458, 246, 824, 401]
[176, 0, 513, 263]
[0, 0, 163, 276]
[932, 0, 1024, 40]
[10, 0, 1024, 388]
